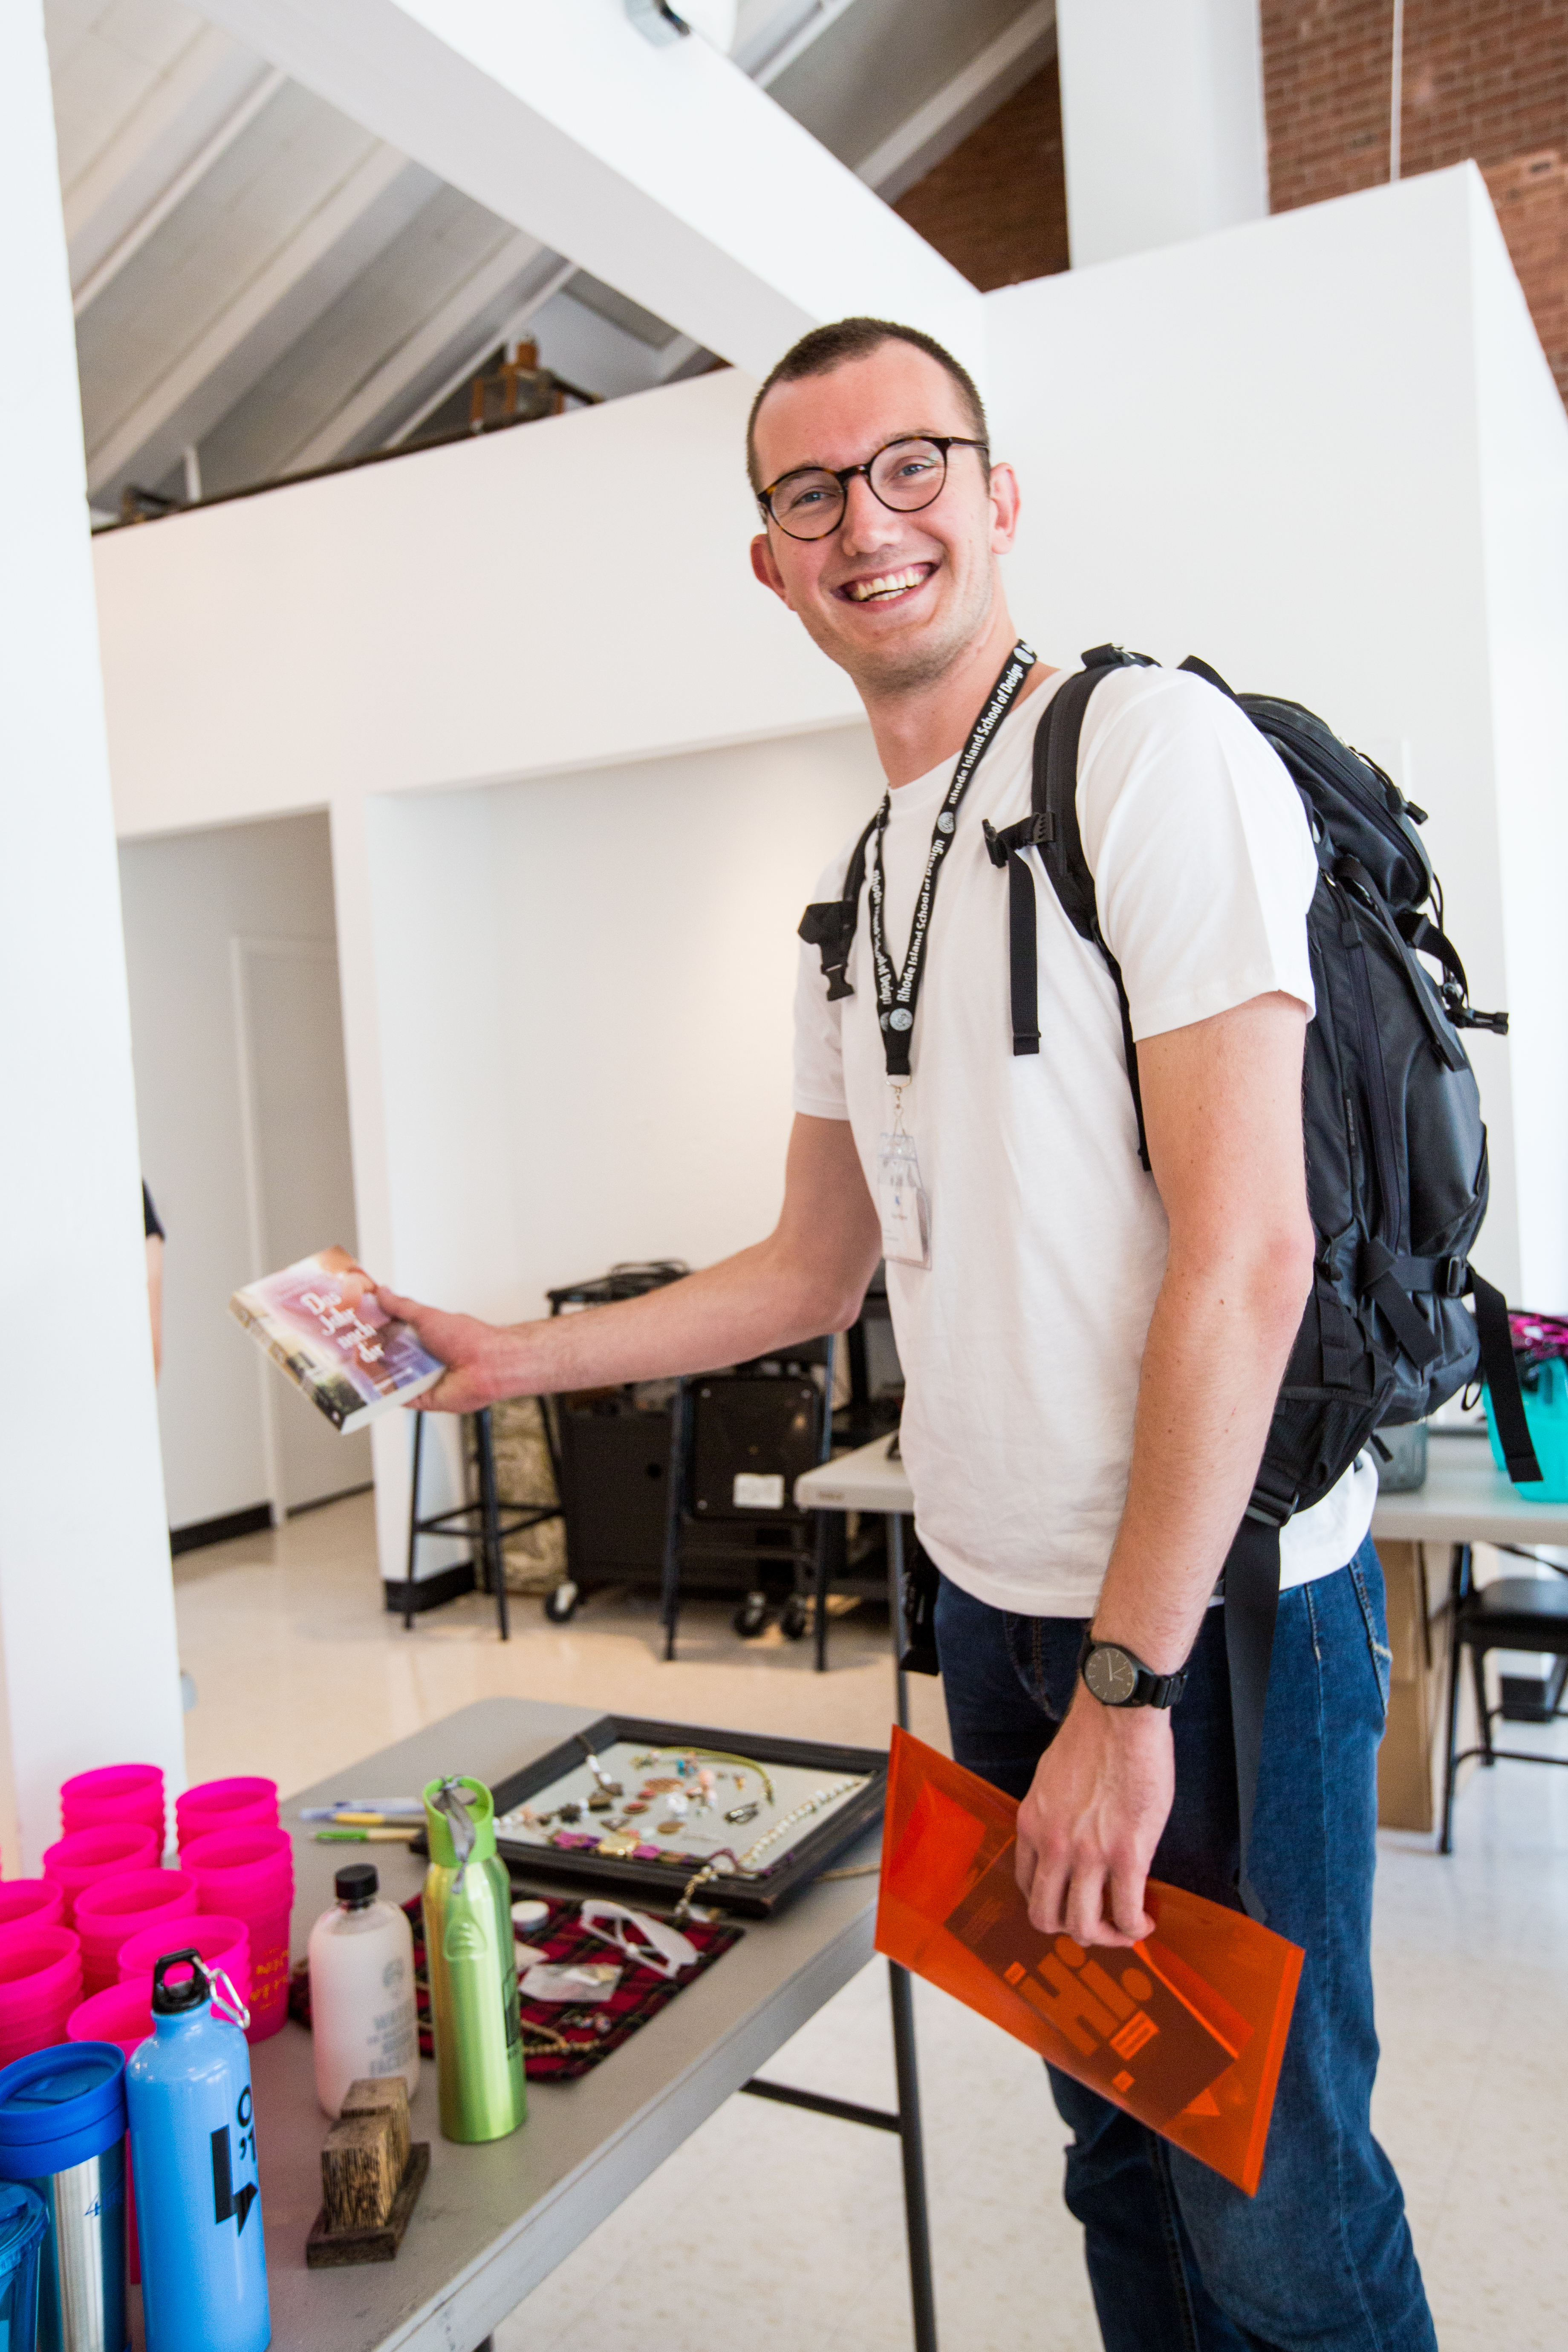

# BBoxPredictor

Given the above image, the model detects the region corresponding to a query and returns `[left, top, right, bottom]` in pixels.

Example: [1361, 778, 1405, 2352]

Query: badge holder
[878, 1090, 931, 1270]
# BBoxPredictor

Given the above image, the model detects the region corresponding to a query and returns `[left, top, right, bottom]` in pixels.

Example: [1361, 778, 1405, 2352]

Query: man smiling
[380, 318, 1433, 2351]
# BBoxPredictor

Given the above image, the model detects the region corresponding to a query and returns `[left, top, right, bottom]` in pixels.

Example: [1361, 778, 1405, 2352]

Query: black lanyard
[866, 640, 1036, 1078]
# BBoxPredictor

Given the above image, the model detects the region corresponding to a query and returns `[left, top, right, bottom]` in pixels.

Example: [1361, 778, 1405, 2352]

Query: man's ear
[751, 531, 792, 605]
[987, 460, 1022, 556]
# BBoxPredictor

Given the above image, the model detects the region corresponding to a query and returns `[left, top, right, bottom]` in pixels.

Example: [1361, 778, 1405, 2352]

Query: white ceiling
[49, 0, 1054, 519]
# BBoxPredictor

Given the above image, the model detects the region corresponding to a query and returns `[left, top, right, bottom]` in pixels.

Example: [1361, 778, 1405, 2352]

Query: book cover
[875, 1728, 1304, 2195]
[229, 1246, 443, 1433]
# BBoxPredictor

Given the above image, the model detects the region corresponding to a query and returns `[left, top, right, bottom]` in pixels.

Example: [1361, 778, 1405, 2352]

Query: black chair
[403, 1407, 560, 1641]
[1440, 1542, 1568, 1851]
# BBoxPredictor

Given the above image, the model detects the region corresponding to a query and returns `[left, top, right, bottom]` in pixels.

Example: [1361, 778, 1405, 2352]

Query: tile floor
[176, 1492, 1568, 2351]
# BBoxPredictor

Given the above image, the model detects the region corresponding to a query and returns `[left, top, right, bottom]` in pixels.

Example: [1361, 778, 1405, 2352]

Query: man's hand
[1014, 1690, 1175, 1948]
[372, 1287, 523, 1413]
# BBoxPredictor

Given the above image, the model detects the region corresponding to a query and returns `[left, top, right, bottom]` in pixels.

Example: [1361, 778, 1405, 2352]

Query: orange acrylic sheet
[875, 1728, 1304, 2196]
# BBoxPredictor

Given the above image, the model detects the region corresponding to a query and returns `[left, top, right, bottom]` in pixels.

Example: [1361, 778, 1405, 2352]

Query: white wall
[1056, 0, 1268, 264]
[100, 369, 861, 840]
[118, 812, 345, 1529]
[0, 0, 184, 1866]
[1468, 179, 1568, 1312]
[987, 163, 1568, 1303]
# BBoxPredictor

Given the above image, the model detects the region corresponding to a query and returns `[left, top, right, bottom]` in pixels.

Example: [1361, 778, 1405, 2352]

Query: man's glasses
[757, 435, 988, 542]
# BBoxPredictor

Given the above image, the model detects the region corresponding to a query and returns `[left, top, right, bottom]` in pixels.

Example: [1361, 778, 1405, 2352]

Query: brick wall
[893, 60, 1071, 292]
[1263, 0, 1568, 400]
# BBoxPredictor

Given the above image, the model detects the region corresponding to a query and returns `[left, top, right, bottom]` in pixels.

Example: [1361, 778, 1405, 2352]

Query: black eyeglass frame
[757, 434, 990, 541]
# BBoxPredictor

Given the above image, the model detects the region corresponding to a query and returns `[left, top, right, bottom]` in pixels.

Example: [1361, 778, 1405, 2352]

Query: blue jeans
[934, 1540, 1435, 2352]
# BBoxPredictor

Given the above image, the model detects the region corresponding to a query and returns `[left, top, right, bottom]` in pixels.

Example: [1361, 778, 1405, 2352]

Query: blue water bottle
[126, 1953, 270, 2352]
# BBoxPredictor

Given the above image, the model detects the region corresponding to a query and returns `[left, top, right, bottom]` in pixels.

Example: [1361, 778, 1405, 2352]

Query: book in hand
[229, 1247, 443, 1433]
[875, 1728, 1304, 2195]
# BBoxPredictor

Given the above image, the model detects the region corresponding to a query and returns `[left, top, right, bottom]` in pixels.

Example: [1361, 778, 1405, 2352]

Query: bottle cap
[335, 1864, 378, 1907]
[422, 1775, 498, 1872]
[150, 1950, 209, 2015]
[0, 2045, 127, 2177]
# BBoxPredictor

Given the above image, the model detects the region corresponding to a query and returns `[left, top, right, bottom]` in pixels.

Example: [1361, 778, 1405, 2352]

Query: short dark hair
[745, 316, 988, 494]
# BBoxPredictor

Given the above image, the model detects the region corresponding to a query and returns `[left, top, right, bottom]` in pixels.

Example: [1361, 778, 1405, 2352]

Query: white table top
[797, 1429, 1568, 1549]
[257, 1697, 882, 2352]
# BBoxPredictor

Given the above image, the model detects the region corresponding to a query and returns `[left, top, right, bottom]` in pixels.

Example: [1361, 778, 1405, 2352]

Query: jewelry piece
[596, 1830, 639, 1857]
[587, 1793, 614, 1813]
[725, 1801, 760, 1826]
[671, 1779, 861, 1920]
[656, 1820, 681, 1837]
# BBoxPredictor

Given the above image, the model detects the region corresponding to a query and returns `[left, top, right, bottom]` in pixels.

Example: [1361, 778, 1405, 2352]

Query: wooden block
[321, 2111, 400, 2231]
[340, 2077, 411, 2182]
[306, 2143, 430, 2269]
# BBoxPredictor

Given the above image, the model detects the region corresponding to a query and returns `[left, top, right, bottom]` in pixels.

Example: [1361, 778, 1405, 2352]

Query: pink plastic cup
[72, 1871, 200, 1997]
[180, 1828, 293, 2040]
[118, 1915, 250, 2007]
[66, 1981, 153, 2056]
[59, 1765, 165, 1850]
[0, 1882, 64, 1933]
[0, 1926, 84, 2060]
[174, 1779, 278, 1848]
[42, 1826, 161, 1927]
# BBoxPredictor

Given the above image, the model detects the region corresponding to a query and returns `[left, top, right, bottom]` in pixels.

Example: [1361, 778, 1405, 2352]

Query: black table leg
[404, 1413, 424, 1633]
[1439, 1542, 1467, 1855]
[889, 1959, 938, 2352]
[889, 1513, 911, 1733]
[475, 1409, 510, 1642]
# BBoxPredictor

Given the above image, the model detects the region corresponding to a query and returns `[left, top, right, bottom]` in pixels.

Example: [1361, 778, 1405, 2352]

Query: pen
[299, 1799, 424, 1820]
[312, 1828, 419, 1844]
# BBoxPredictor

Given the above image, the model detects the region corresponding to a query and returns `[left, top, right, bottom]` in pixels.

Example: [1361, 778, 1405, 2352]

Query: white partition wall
[1, 3, 185, 1862]
[98, 167, 1568, 1589]
[986, 162, 1568, 1307]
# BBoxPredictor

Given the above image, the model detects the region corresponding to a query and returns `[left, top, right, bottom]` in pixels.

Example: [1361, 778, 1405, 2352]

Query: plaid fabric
[288, 1893, 742, 2084]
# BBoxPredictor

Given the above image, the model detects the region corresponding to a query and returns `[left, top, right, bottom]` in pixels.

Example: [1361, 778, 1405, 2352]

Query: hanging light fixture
[625, 0, 737, 52]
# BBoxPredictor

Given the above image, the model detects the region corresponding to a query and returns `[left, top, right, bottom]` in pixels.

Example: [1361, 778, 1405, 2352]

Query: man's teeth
[847, 567, 926, 601]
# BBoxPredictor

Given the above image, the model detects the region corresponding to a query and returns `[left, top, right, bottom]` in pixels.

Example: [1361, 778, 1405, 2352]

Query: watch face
[1085, 1645, 1139, 1705]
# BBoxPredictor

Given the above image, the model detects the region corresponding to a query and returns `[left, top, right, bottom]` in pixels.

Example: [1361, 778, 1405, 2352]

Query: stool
[404, 1409, 559, 1640]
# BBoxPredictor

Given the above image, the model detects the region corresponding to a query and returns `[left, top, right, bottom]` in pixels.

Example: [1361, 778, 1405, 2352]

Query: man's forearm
[466, 1233, 860, 1401]
[1090, 1236, 1311, 1674]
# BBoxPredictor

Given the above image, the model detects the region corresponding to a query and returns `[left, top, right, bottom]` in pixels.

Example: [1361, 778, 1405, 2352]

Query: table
[255, 1698, 932, 2352]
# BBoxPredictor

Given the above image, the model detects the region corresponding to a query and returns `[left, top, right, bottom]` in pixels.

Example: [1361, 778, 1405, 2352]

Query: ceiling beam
[72, 65, 287, 317]
[288, 234, 564, 470]
[63, 24, 267, 291]
[185, 0, 984, 381]
[85, 144, 428, 497]
[855, 2, 1057, 204]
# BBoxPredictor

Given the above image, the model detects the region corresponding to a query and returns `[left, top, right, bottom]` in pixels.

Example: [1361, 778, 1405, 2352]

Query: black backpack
[801, 643, 1540, 1918]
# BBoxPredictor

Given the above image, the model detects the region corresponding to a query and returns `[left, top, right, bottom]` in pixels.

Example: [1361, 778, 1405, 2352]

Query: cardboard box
[1375, 1539, 1472, 1832]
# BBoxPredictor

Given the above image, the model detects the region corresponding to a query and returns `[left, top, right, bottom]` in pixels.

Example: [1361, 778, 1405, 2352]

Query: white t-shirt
[793, 659, 1377, 1616]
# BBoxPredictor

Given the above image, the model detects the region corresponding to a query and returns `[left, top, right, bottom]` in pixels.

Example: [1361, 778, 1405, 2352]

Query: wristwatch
[1079, 1635, 1187, 1710]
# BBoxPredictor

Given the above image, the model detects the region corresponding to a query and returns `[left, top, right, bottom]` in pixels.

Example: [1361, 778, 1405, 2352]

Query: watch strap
[1079, 1633, 1188, 1710]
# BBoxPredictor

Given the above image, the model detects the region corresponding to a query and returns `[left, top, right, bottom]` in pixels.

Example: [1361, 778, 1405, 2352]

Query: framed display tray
[487, 1714, 887, 1918]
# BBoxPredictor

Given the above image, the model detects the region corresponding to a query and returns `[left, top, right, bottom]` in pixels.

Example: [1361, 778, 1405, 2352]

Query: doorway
[233, 936, 372, 1516]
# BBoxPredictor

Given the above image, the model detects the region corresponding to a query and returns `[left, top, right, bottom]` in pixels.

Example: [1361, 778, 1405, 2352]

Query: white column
[1056, 0, 1269, 266]
[190, 0, 985, 379]
[0, 6, 186, 1866]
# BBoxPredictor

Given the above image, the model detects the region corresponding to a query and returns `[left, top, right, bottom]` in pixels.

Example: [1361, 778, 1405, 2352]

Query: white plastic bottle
[307, 1861, 421, 2118]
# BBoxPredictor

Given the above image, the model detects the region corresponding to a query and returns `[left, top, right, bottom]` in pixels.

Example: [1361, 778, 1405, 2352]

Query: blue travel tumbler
[126, 1953, 270, 2352]
[0, 2044, 127, 2352]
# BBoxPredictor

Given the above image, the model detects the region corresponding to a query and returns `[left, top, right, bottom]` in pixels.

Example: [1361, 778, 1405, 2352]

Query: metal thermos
[421, 1775, 526, 2143]
[0, 2043, 129, 2352]
[125, 1953, 270, 2352]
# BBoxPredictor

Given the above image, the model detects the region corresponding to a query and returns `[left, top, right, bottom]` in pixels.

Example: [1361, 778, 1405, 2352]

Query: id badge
[878, 1130, 932, 1269]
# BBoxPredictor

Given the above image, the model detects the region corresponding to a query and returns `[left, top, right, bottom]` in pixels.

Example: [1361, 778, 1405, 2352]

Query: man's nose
[837, 471, 903, 555]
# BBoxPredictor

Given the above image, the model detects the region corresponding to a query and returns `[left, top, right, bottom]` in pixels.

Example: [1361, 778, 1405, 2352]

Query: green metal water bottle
[421, 1775, 527, 2143]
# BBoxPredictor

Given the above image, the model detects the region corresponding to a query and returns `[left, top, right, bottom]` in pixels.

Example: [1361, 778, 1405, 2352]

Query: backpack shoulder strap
[985, 648, 1154, 1165]
[798, 809, 880, 1002]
